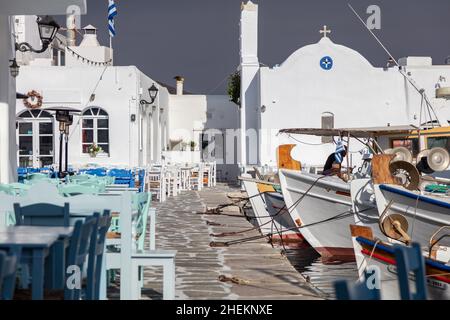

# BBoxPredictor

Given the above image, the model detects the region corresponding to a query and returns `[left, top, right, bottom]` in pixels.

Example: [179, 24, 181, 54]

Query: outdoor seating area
[0, 161, 216, 300]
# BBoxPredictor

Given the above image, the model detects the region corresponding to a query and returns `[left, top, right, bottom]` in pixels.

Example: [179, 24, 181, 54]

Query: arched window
[81, 107, 109, 155]
[17, 109, 54, 168]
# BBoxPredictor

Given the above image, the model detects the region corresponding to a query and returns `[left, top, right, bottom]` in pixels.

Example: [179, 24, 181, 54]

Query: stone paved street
[109, 184, 321, 300]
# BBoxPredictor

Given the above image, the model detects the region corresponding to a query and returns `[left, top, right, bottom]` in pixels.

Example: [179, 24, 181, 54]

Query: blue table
[0, 226, 73, 300]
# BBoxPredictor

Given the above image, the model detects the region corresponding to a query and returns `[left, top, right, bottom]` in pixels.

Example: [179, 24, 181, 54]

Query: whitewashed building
[239, 1, 450, 169]
[165, 77, 240, 181]
[15, 18, 169, 170]
[0, 0, 87, 183]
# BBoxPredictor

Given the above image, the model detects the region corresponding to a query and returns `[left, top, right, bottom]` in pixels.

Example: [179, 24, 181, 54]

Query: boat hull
[263, 191, 304, 243]
[374, 184, 450, 248]
[279, 169, 356, 261]
[354, 237, 450, 300]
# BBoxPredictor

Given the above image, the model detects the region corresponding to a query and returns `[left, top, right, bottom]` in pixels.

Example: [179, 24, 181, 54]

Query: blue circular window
[320, 56, 333, 70]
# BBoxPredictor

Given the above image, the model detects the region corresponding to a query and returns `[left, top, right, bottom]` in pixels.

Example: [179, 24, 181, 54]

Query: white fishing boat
[350, 226, 450, 300]
[241, 174, 274, 235]
[279, 126, 450, 261]
[279, 169, 356, 261]
[240, 175, 304, 244]
[373, 184, 450, 247]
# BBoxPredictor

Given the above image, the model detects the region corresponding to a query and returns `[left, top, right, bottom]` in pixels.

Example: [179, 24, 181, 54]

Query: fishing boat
[240, 145, 305, 244]
[373, 183, 450, 248]
[241, 173, 275, 235]
[278, 126, 450, 261]
[240, 175, 304, 244]
[350, 225, 450, 300]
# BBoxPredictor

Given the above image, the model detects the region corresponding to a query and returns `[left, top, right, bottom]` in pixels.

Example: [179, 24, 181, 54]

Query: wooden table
[0, 226, 73, 299]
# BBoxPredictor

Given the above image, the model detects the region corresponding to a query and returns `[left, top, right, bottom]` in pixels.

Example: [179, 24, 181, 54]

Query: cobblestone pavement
[109, 184, 321, 300]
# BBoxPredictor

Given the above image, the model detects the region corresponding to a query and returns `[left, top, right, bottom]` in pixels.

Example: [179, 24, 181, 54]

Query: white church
[239, 1, 450, 169]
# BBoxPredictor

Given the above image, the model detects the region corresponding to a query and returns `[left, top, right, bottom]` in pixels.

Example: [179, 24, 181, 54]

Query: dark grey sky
[61, 0, 450, 94]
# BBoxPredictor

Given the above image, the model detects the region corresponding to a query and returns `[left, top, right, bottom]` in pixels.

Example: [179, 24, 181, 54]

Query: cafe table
[0, 226, 73, 300]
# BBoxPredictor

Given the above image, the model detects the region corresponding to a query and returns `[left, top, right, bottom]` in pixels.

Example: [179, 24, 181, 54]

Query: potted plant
[190, 141, 197, 151]
[88, 143, 103, 157]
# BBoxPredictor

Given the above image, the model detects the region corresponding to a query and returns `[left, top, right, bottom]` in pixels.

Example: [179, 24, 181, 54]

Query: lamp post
[15, 15, 60, 53]
[139, 83, 159, 106]
[45, 107, 80, 178]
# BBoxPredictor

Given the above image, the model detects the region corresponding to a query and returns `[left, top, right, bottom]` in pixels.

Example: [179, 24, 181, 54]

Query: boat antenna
[347, 3, 442, 127]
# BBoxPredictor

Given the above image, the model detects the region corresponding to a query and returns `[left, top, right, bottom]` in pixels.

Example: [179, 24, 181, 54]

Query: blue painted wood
[0, 251, 18, 300]
[64, 217, 96, 300]
[0, 234, 56, 299]
[334, 271, 381, 300]
[393, 242, 428, 300]
[380, 184, 450, 209]
[86, 211, 112, 300]
[108, 169, 134, 188]
[14, 202, 70, 227]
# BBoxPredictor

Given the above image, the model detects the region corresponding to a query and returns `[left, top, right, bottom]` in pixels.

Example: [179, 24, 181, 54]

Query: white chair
[148, 170, 166, 202]
[189, 164, 203, 191]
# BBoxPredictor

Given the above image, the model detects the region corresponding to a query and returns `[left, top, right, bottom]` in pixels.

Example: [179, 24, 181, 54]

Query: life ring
[23, 90, 43, 109]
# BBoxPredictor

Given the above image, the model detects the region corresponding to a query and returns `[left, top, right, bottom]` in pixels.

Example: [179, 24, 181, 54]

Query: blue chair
[81, 168, 107, 177]
[138, 169, 146, 192]
[393, 242, 427, 300]
[0, 251, 18, 300]
[108, 169, 135, 187]
[64, 217, 97, 300]
[28, 168, 40, 174]
[17, 167, 28, 183]
[14, 203, 70, 227]
[334, 271, 381, 300]
[86, 211, 112, 300]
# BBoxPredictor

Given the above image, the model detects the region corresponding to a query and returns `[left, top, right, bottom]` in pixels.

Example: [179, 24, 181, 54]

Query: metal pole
[64, 133, 69, 173]
[58, 130, 64, 176]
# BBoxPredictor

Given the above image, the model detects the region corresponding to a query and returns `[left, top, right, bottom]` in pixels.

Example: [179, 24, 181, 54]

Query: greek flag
[108, 0, 117, 37]
[334, 139, 345, 164]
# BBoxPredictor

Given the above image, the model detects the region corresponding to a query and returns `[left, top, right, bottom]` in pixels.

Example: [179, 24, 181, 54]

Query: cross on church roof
[320, 25, 331, 38]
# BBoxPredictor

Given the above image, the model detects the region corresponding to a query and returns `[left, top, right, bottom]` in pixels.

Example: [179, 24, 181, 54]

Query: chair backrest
[82, 168, 107, 177]
[65, 217, 97, 300]
[0, 184, 14, 196]
[393, 242, 428, 300]
[86, 211, 112, 300]
[334, 271, 381, 300]
[14, 202, 70, 227]
[108, 169, 134, 187]
[135, 193, 152, 251]
[0, 251, 18, 300]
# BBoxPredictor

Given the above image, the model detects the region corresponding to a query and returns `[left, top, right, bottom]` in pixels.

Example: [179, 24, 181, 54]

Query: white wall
[16, 65, 169, 169]
[256, 38, 450, 168]
[167, 93, 240, 180]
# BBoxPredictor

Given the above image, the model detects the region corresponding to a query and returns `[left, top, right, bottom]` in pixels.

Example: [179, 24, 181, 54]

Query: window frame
[81, 107, 110, 156]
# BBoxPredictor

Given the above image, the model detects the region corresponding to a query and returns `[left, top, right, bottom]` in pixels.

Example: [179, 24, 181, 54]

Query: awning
[278, 125, 420, 138]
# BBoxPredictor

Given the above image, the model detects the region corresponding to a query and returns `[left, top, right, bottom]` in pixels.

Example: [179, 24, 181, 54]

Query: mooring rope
[210, 207, 369, 247]
[211, 175, 328, 238]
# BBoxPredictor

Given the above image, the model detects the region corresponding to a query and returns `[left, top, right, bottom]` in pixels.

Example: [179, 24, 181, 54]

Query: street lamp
[15, 16, 60, 53]
[45, 107, 81, 178]
[140, 83, 159, 106]
[9, 59, 20, 78]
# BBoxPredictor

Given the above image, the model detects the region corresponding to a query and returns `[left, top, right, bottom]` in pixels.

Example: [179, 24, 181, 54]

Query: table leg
[31, 249, 47, 300]
[2, 247, 22, 300]
[163, 260, 175, 300]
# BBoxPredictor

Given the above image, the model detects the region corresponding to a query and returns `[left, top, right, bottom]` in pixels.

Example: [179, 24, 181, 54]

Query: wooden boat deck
[108, 184, 322, 300]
